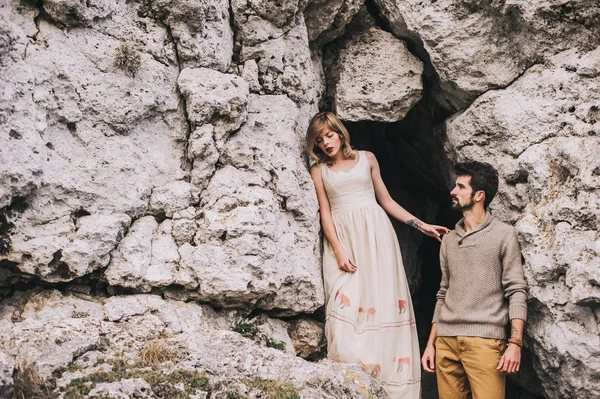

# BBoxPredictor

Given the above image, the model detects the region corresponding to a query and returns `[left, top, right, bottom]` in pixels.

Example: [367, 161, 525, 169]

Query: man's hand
[421, 344, 436, 373]
[497, 343, 521, 374]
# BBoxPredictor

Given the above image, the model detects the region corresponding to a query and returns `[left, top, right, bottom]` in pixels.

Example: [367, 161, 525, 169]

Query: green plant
[262, 334, 286, 351]
[114, 43, 141, 76]
[227, 392, 249, 399]
[247, 378, 300, 399]
[62, 357, 211, 399]
[232, 318, 260, 339]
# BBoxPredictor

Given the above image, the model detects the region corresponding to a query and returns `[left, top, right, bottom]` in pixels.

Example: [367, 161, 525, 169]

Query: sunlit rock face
[446, 48, 600, 399]
[0, 290, 386, 398]
[328, 27, 424, 122]
[1, 0, 600, 397]
[374, 0, 600, 107]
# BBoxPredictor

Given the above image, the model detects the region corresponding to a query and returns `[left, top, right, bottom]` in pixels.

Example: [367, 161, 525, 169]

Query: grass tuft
[138, 340, 180, 367]
[13, 363, 55, 399]
[114, 43, 141, 76]
[247, 378, 300, 399]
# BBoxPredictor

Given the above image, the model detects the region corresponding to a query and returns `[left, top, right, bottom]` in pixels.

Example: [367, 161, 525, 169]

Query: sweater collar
[455, 212, 494, 237]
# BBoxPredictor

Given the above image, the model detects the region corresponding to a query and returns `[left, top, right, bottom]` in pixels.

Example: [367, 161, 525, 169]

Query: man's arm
[497, 318, 525, 374]
[422, 322, 437, 372]
[497, 229, 529, 374]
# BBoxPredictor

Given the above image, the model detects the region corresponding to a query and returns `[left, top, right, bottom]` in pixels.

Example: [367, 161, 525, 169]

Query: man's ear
[475, 190, 486, 203]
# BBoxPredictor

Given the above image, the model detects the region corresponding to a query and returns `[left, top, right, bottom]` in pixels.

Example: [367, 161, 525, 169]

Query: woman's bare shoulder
[363, 151, 378, 166]
[310, 162, 322, 177]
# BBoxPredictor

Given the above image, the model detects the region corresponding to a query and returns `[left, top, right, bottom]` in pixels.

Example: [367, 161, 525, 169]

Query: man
[421, 161, 529, 399]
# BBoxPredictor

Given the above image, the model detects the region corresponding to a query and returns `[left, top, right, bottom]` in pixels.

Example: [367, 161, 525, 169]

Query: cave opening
[341, 102, 460, 350]
[316, 0, 462, 358]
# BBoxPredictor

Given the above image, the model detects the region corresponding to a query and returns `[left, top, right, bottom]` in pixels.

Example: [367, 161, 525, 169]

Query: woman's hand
[408, 219, 450, 242]
[334, 249, 358, 273]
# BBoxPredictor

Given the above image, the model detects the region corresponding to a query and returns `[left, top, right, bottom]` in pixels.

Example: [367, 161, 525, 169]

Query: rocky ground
[1, 0, 599, 398]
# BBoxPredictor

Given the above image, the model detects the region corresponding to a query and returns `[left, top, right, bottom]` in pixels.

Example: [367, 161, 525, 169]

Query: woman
[306, 112, 448, 398]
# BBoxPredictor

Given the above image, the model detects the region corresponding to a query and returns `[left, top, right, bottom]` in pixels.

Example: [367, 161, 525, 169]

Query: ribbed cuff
[509, 306, 528, 322]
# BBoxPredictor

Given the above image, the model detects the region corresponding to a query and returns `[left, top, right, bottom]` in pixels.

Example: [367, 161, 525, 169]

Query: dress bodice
[321, 151, 377, 213]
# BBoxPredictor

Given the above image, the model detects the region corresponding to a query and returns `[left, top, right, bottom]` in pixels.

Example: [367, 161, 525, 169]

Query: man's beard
[451, 195, 475, 211]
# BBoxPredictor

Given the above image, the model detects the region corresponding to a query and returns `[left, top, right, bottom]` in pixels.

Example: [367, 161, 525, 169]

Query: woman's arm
[310, 164, 357, 273]
[366, 151, 449, 241]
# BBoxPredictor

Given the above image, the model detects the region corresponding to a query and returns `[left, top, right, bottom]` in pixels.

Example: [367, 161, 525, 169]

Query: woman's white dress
[321, 151, 421, 398]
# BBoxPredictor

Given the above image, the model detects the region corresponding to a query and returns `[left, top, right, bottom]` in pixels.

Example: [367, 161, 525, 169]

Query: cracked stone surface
[328, 27, 424, 122]
[446, 48, 600, 399]
[1, 0, 600, 396]
[304, 0, 363, 45]
[0, 290, 385, 398]
[375, 0, 600, 106]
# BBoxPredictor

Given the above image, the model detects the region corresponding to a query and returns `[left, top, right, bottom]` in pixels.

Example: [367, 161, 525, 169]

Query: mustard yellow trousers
[435, 336, 507, 399]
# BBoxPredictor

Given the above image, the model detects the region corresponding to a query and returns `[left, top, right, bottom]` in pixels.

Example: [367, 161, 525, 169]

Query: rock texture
[375, 0, 600, 106]
[446, 48, 600, 399]
[1, 0, 600, 397]
[329, 27, 424, 122]
[0, 290, 385, 398]
[0, 0, 323, 314]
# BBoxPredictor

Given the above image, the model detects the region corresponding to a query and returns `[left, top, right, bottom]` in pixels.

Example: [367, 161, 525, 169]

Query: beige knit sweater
[433, 213, 529, 339]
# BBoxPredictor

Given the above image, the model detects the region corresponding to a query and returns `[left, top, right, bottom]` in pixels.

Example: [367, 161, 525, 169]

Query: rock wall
[1, 0, 599, 398]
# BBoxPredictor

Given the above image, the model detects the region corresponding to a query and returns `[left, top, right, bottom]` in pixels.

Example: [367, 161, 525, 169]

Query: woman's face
[315, 129, 343, 159]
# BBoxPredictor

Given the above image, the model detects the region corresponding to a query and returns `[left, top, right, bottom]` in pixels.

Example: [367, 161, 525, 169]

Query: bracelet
[508, 337, 523, 348]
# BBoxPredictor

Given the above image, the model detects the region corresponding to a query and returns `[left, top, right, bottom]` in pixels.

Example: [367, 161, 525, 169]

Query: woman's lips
[326, 147, 333, 153]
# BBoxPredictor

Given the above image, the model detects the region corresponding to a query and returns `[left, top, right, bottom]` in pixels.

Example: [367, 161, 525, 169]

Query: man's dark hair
[454, 161, 499, 209]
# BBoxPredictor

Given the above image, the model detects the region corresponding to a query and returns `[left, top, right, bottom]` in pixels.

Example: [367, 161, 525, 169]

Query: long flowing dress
[321, 151, 421, 398]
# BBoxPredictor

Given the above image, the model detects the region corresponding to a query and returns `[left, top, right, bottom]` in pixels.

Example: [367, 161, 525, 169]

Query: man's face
[450, 175, 476, 211]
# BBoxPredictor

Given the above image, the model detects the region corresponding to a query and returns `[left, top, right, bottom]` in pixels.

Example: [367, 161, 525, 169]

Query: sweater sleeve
[432, 237, 449, 323]
[501, 228, 529, 321]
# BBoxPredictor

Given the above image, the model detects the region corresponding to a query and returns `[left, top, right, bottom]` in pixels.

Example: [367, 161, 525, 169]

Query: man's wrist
[507, 337, 523, 348]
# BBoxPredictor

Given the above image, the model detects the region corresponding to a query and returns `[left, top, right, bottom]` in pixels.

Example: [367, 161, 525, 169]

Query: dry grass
[114, 43, 141, 76]
[13, 362, 55, 399]
[138, 340, 180, 367]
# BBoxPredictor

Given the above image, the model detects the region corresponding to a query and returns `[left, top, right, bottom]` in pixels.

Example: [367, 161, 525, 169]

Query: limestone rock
[288, 318, 326, 359]
[178, 67, 249, 145]
[0, 290, 385, 398]
[88, 378, 154, 398]
[141, 0, 233, 72]
[446, 48, 600, 399]
[329, 27, 424, 122]
[149, 181, 195, 218]
[185, 94, 323, 314]
[43, 0, 119, 27]
[231, 0, 300, 46]
[374, 0, 600, 105]
[304, 0, 363, 45]
[106, 218, 194, 291]
[0, 351, 14, 399]
[240, 17, 322, 104]
[0, 1, 43, 210]
[0, 4, 187, 283]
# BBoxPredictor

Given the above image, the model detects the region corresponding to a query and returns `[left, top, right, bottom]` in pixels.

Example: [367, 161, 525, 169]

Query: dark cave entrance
[342, 103, 460, 352]
[318, 0, 462, 358]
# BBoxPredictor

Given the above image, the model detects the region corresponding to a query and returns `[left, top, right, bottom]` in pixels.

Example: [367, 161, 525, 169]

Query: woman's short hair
[305, 112, 356, 164]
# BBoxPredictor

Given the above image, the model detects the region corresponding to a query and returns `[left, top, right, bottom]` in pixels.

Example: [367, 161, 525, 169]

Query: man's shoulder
[489, 217, 517, 236]
[441, 229, 460, 244]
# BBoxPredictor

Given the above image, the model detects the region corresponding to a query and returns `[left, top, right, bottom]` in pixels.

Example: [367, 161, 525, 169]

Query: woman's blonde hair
[306, 112, 356, 164]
